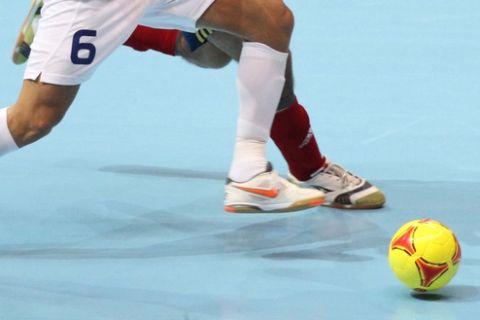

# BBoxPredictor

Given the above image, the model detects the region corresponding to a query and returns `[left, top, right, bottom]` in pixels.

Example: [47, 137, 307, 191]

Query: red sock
[123, 25, 179, 56]
[270, 99, 326, 181]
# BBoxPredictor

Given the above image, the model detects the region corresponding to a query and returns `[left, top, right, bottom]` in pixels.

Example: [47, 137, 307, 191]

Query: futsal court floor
[1, 1, 480, 319]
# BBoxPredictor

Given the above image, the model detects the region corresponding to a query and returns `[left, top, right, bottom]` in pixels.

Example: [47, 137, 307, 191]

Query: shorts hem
[24, 70, 90, 86]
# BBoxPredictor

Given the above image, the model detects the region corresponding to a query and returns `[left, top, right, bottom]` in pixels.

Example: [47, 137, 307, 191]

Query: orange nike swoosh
[234, 186, 280, 198]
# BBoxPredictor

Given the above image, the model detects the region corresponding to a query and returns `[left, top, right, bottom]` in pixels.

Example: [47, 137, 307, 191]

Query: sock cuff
[275, 97, 301, 117]
[241, 42, 289, 61]
[0, 107, 19, 156]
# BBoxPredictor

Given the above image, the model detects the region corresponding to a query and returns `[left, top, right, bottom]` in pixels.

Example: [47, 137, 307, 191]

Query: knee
[254, 1, 294, 50]
[28, 111, 61, 139]
[269, 1, 294, 37]
[9, 103, 66, 147]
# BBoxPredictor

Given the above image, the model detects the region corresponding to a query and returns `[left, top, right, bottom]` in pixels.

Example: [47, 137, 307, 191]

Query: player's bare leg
[6, 80, 78, 148]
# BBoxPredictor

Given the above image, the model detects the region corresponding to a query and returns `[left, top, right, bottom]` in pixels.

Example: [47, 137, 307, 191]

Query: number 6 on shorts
[71, 29, 97, 65]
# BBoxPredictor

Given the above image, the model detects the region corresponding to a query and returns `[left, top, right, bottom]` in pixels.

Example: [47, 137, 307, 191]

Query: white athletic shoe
[289, 161, 385, 209]
[224, 163, 325, 213]
[12, 0, 43, 64]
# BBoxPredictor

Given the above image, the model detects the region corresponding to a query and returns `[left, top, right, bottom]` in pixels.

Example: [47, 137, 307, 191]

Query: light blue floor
[1, 1, 480, 319]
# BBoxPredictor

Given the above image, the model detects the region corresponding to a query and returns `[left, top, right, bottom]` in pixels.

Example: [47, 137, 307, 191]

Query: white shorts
[24, 0, 215, 85]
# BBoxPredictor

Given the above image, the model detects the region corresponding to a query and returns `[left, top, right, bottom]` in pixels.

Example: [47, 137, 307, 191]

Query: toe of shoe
[353, 190, 386, 209]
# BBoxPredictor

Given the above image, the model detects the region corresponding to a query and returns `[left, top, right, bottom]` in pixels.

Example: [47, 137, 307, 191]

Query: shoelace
[324, 163, 362, 188]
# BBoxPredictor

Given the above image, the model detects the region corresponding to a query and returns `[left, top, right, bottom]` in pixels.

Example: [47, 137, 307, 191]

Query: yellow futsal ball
[388, 219, 461, 291]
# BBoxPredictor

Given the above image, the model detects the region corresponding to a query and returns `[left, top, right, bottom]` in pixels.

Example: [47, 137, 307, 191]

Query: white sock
[229, 42, 288, 182]
[0, 107, 19, 156]
[229, 139, 267, 182]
